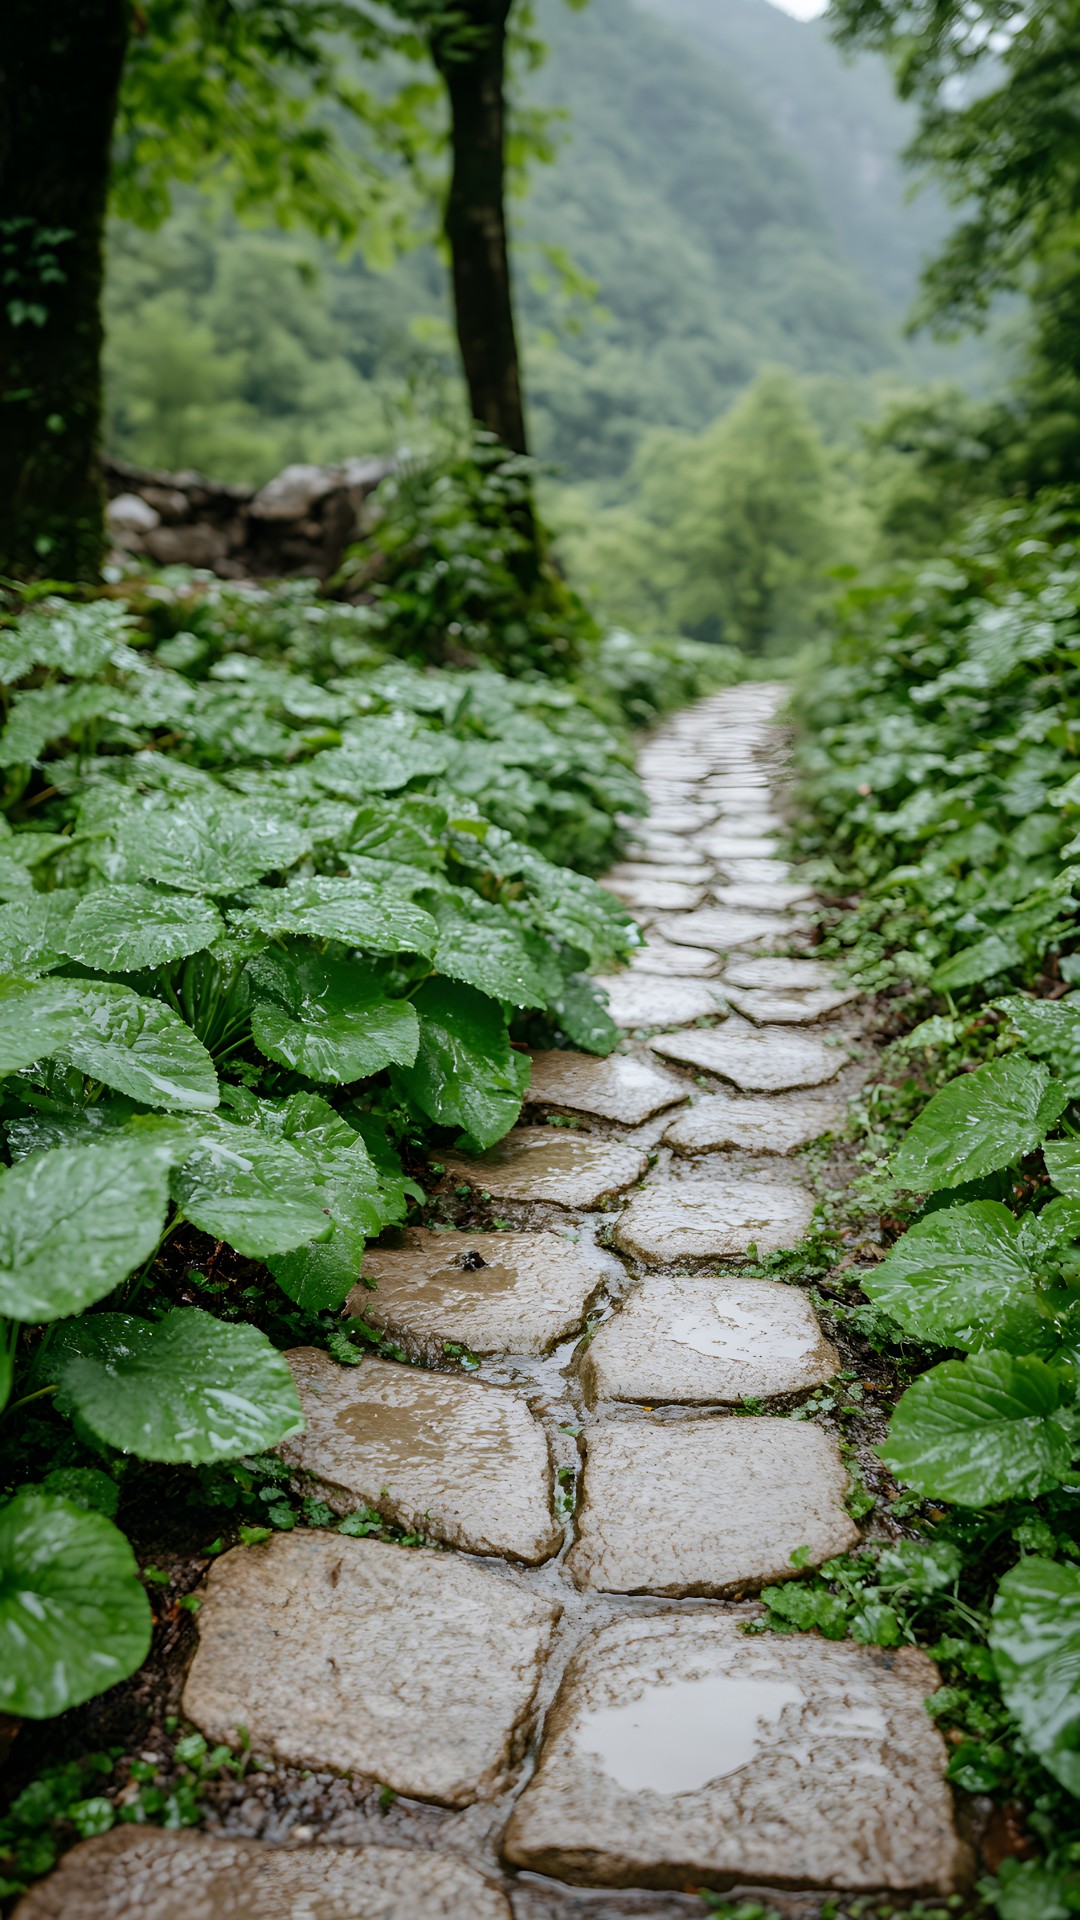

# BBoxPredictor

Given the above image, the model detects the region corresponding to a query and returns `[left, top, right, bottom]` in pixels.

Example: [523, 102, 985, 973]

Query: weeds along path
[16, 686, 969, 1918]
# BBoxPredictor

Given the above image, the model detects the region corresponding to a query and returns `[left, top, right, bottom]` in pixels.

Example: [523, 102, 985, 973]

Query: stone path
[22, 686, 968, 1918]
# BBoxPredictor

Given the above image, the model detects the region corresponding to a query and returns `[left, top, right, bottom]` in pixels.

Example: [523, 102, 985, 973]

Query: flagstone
[501, 1614, 967, 1894]
[720, 955, 845, 992]
[601, 876, 708, 913]
[613, 1167, 814, 1261]
[627, 936, 724, 976]
[355, 1226, 609, 1357]
[650, 1021, 846, 1090]
[651, 907, 795, 952]
[182, 1532, 559, 1805]
[567, 1417, 857, 1594]
[721, 984, 857, 1025]
[12, 1830, 513, 1920]
[664, 1088, 846, 1155]
[442, 1127, 649, 1208]
[280, 1348, 560, 1563]
[579, 1274, 839, 1404]
[525, 1050, 689, 1124]
[594, 973, 729, 1028]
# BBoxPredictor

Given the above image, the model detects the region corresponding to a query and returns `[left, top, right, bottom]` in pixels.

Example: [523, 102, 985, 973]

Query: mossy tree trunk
[430, 0, 528, 457]
[0, 0, 130, 582]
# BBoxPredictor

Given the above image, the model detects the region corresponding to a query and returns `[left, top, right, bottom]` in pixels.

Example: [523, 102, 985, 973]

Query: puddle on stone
[667, 1294, 813, 1363]
[575, 1674, 806, 1795]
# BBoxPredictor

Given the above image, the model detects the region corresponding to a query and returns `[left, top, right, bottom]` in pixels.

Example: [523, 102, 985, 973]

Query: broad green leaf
[863, 1202, 1038, 1348]
[0, 1489, 151, 1718]
[1042, 1138, 1080, 1201]
[429, 896, 546, 1008]
[268, 1239, 360, 1312]
[550, 971, 620, 1055]
[249, 950, 419, 1083]
[63, 883, 223, 971]
[344, 794, 447, 868]
[311, 719, 449, 793]
[231, 875, 437, 957]
[0, 1138, 171, 1322]
[117, 801, 312, 894]
[997, 994, 1080, 1088]
[891, 1057, 1068, 1192]
[0, 603, 138, 684]
[0, 683, 119, 766]
[990, 1558, 1080, 1799]
[173, 1115, 333, 1259]
[881, 1351, 1076, 1505]
[63, 982, 219, 1112]
[0, 892, 80, 973]
[0, 976, 83, 1075]
[398, 977, 530, 1149]
[52, 1309, 304, 1464]
[932, 932, 1025, 991]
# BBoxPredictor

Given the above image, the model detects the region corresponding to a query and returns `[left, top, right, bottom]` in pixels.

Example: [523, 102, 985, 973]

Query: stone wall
[104, 454, 392, 584]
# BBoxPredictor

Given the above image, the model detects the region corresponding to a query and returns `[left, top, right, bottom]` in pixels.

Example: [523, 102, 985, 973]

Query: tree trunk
[430, 0, 528, 456]
[0, 0, 130, 582]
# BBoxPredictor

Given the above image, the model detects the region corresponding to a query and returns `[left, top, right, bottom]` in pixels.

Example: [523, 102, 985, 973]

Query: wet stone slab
[603, 860, 715, 887]
[652, 907, 796, 953]
[580, 1274, 839, 1404]
[613, 1167, 814, 1262]
[355, 1226, 609, 1358]
[501, 1613, 967, 1894]
[601, 876, 708, 914]
[664, 1088, 846, 1155]
[594, 973, 729, 1029]
[628, 937, 724, 977]
[182, 1532, 559, 1806]
[525, 1050, 690, 1124]
[12, 1830, 512, 1920]
[280, 1348, 560, 1563]
[721, 984, 858, 1026]
[567, 1417, 857, 1595]
[698, 833, 783, 863]
[651, 1020, 846, 1091]
[721, 955, 844, 992]
[711, 881, 815, 911]
[442, 1127, 649, 1208]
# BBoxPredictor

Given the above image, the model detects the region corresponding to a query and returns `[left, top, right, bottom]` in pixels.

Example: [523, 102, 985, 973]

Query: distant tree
[1, 0, 571, 582]
[565, 369, 847, 653]
[827, 0, 1080, 334]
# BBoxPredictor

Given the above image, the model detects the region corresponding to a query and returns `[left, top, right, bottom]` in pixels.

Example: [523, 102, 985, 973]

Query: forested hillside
[104, 0, 942, 490]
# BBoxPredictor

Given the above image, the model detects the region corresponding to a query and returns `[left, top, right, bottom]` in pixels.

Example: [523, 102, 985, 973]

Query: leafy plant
[0, 579, 652, 1727]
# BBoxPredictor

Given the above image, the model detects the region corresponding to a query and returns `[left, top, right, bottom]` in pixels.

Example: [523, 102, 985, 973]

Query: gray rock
[442, 1127, 649, 1208]
[613, 1167, 814, 1261]
[603, 861, 715, 887]
[580, 1274, 839, 1404]
[721, 984, 857, 1026]
[628, 937, 724, 977]
[182, 1532, 559, 1805]
[567, 1417, 858, 1594]
[525, 1051, 689, 1124]
[11, 1830, 512, 1920]
[651, 907, 795, 953]
[664, 1088, 846, 1155]
[106, 492, 160, 536]
[143, 524, 230, 568]
[650, 1022, 846, 1091]
[355, 1226, 608, 1357]
[593, 974, 729, 1029]
[502, 1614, 968, 1894]
[280, 1348, 560, 1563]
[249, 462, 338, 520]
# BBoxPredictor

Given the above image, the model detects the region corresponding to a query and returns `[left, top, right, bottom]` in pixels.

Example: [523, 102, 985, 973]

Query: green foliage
[0, 569, 661, 1727]
[563, 369, 856, 652]
[781, 481, 1080, 1919]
